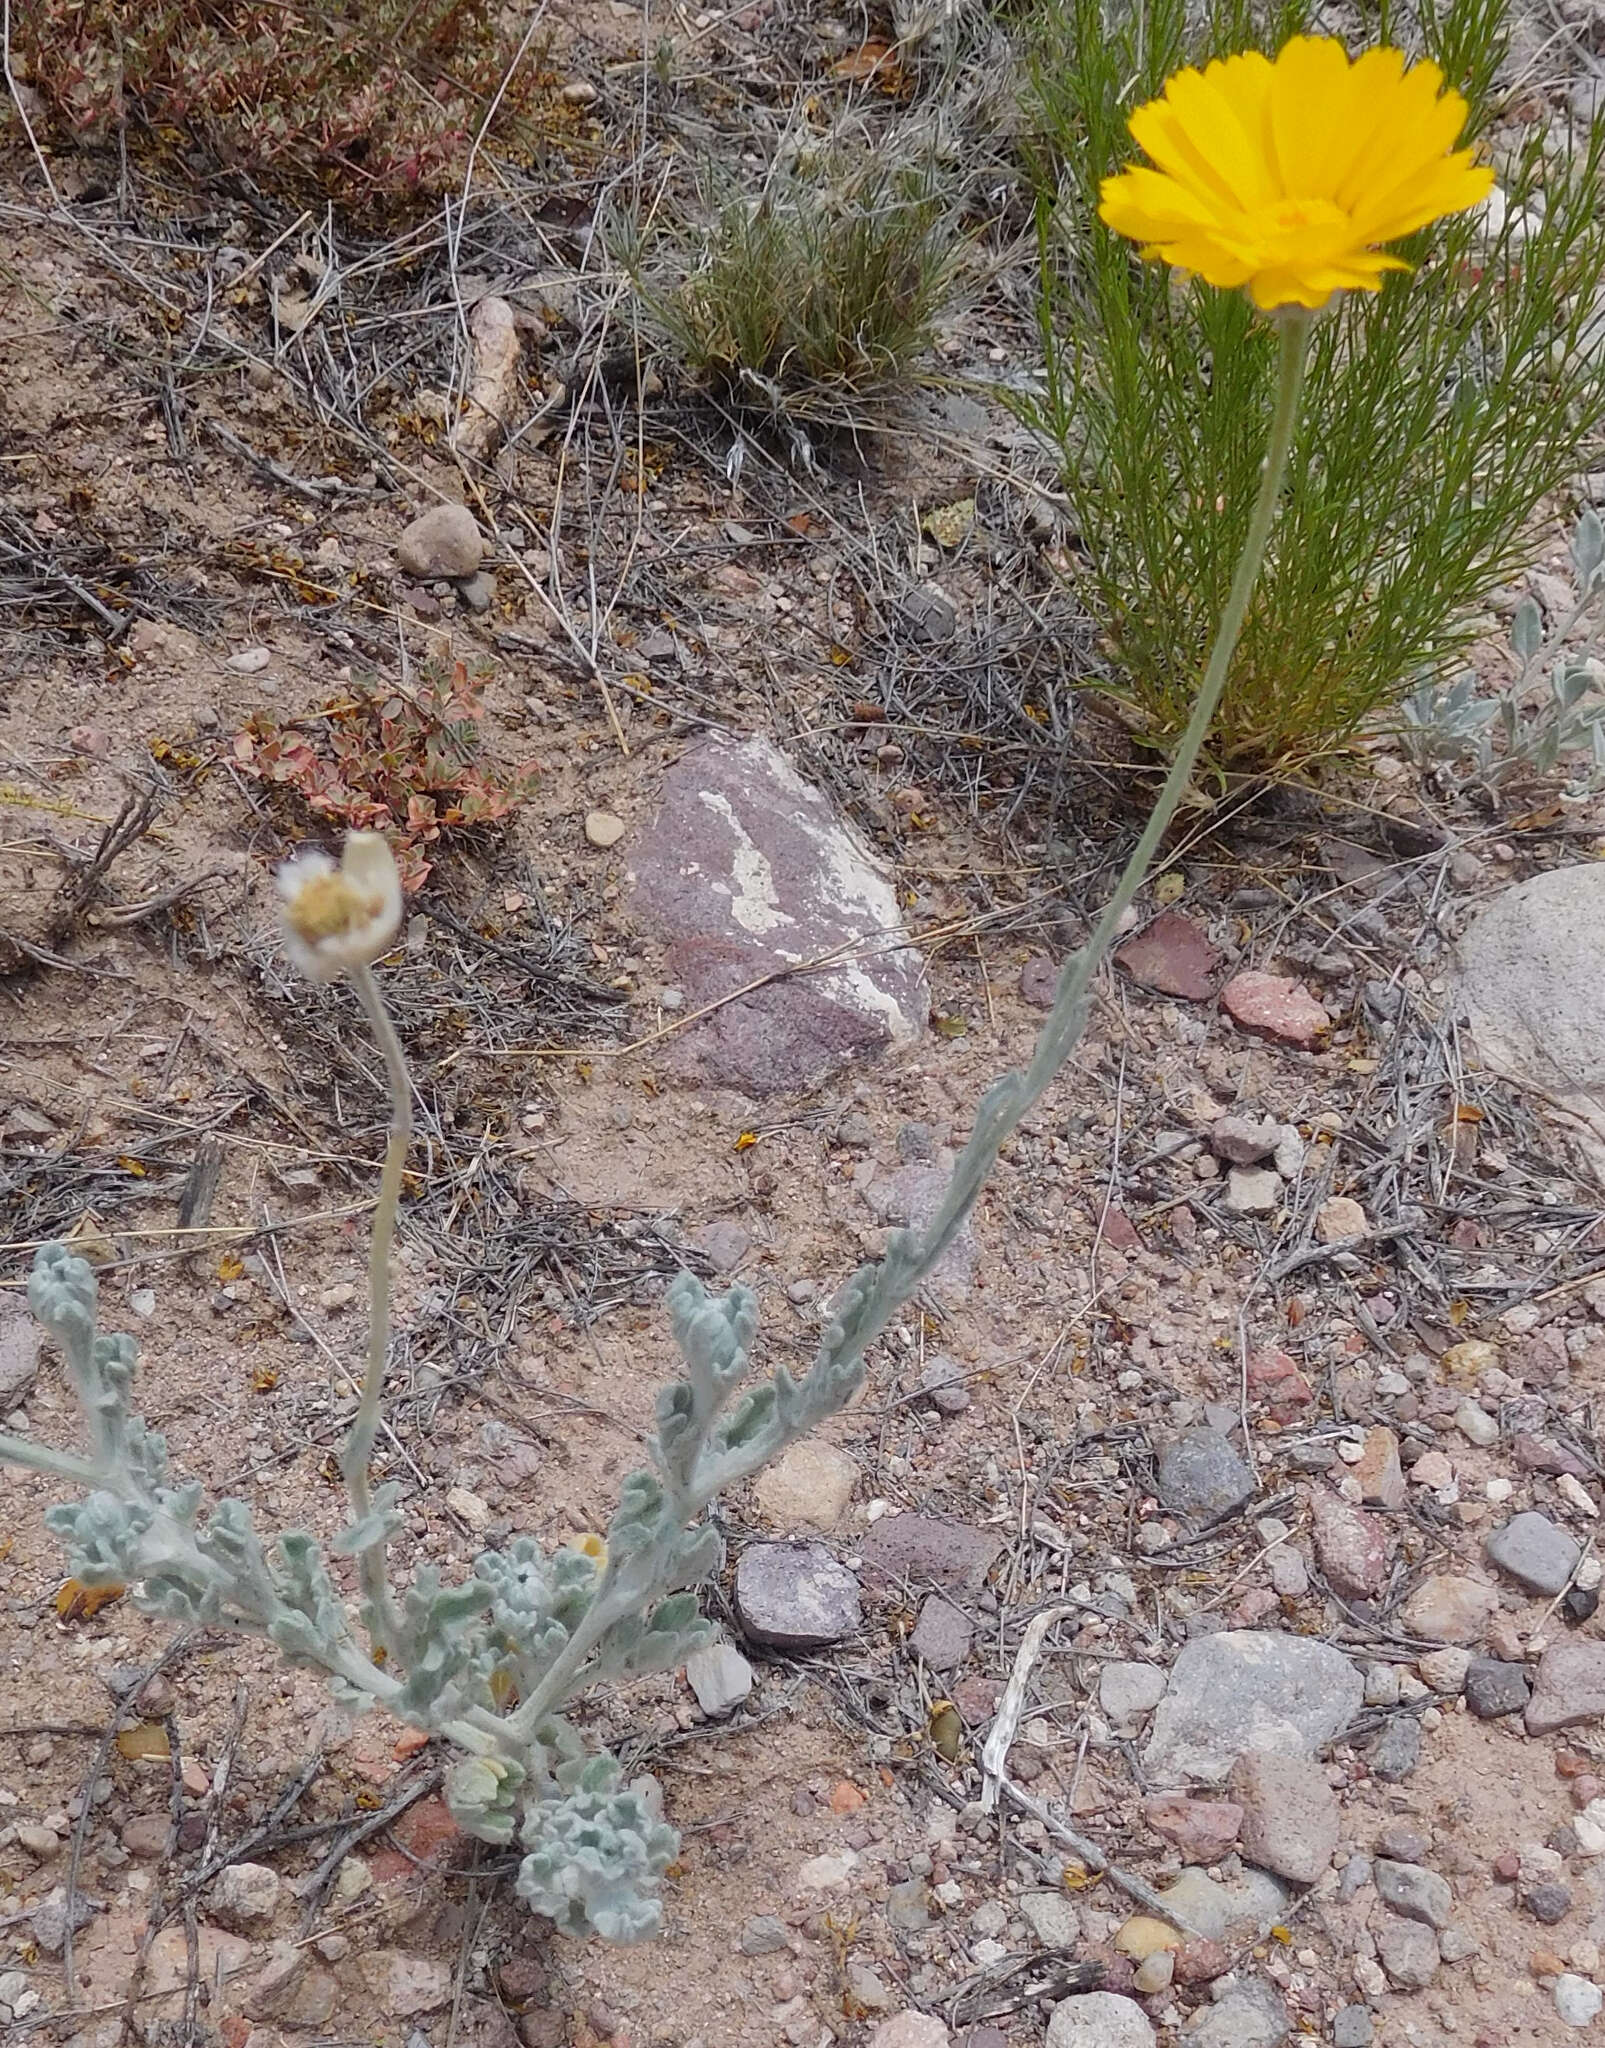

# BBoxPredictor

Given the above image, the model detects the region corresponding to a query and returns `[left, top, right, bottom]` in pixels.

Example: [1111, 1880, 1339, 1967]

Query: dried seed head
[276, 831, 402, 981]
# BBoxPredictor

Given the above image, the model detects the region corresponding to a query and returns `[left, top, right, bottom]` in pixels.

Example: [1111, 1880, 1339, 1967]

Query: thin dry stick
[999, 1777, 1203, 1934]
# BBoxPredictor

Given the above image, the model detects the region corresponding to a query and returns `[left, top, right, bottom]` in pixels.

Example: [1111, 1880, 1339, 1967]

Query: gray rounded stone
[1527, 1640, 1605, 1734]
[1485, 1512, 1582, 1597]
[1374, 1859, 1453, 1930]
[1045, 1992, 1155, 2048]
[1457, 865, 1605, 1175]
[1156, 1429, 1256, 1520]
[1377, 1913, 1440, 1989]
[1186, 1977, 1289, 2048]
[734, 1542, 860, 1650]
[1142, 1630, 1362, 1788]
[396, 503, 484, 579]
[910, 1594, 973, 1671]
[1229, 1749, 1341, 1885]
[1367, 1714, 1423, 1783]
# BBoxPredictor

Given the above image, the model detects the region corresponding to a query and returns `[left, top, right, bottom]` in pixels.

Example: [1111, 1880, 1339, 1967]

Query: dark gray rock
[1485, 1512, 1582, 1597]
[1367, 1715, 1423, 1783]
[627, 735, 928, 1095]
[1526, 1882, 1573, 1925]
[859, 1514, 1002, 1597]
[1465, 1657, 1531, 1719]
[1155, 1429, 1255, 1521]
[1332, 2006, 1373, 2047]
[901, 585, 957, 643]
[910, 1594, 973, 1670]
[1141, 1631, 1363, 1788]
[734, 1542, 860, 1650]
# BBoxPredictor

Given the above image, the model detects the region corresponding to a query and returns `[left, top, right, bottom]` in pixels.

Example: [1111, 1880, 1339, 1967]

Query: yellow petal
[1162, 61, 1278, 209]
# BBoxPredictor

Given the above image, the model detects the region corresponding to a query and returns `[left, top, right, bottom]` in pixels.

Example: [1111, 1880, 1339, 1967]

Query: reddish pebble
[1558, 1750, 1593, 1779]
[1080, 1945, 1135, 1996]
[219, 2018, 251, 2048]
[1172, 1938, 1231, 1985]
[1493, 1849, 1522, 1881]
[1020, 954, 1059, 1008]
[393, 1727, 431, 1760]
[829, 1780, 867, 1815]
[1142, 1792, 1243, 1864]
[1531, 1947, 1567, 1977]
[1220, 970, 1332, 1050]
[1571, 1776, 1605, 1810]
[391, 1794, 464, 1865]
[1115, 910, 1222, 1001]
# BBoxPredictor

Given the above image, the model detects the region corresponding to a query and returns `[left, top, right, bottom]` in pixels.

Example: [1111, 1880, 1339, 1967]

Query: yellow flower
[277, 830, 402, 981]
[1098, 36, 1494, 311]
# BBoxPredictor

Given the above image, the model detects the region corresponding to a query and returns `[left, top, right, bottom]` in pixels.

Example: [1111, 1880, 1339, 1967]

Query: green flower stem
[804, 307, 1315, 1369]
[1075, 306, 1312, 971]
[344, 961, 413, 1660]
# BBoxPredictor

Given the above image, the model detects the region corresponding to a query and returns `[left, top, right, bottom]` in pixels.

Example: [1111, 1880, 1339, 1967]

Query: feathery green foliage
[630, 148, 966, 420]
[1021, 0, 1605, 768]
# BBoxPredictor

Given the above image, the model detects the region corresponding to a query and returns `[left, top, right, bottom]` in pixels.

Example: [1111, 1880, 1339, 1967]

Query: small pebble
[1528, 1883, 1574, 1926]
[585, 809, 627, 849]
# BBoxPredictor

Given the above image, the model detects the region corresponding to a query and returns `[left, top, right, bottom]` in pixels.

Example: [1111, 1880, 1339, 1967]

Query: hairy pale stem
[344, 961, 413, 1660]
[0, 1433, 102, 1486]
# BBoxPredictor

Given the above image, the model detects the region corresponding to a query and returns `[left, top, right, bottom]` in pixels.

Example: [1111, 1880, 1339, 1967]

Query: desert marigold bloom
[1098, 35, 1495, 311]
[277, 830, 402, 982]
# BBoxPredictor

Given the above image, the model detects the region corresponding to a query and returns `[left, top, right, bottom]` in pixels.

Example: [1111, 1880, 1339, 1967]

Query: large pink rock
[1220, 971, 1332, 1049]
[628, 736, 928, 1094]
[1115, 911, 1221, 1000]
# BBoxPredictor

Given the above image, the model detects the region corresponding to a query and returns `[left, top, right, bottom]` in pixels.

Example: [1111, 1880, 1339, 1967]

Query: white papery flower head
[276, 831, 402, 982]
